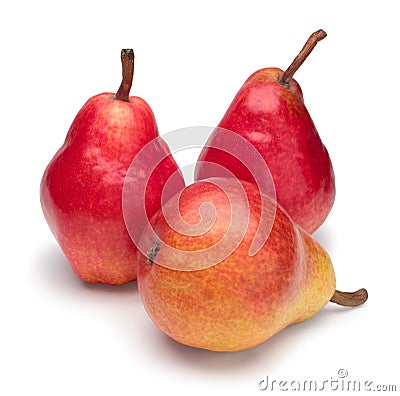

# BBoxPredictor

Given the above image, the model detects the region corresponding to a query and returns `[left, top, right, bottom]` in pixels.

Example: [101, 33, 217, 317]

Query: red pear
[40, 49, 184, 285]
[195, 30, 335, 233]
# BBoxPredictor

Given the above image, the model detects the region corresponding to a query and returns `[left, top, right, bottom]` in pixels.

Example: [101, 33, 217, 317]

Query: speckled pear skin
[137, 178, 336, 352]
[40, 93, 184, 285]
[195, 68, 335, 234]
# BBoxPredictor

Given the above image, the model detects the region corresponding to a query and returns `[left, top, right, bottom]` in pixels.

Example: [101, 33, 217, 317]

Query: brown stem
[116, 49, 134, 102]
[330, 288, 368, 307]
[279, 29, 327, 87]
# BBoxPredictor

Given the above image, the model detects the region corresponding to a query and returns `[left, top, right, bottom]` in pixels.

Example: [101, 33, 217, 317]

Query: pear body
[137, 178, 335, 351]
[40, 93, 184, 284]
[195, 68, 335, 233]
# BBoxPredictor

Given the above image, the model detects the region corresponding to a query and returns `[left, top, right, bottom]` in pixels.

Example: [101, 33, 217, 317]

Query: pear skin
[290, 230, 336, 323]
[137, 178, 367, 352]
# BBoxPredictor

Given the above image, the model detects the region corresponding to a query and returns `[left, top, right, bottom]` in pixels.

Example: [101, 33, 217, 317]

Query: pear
[136, 178, 367, 352]
[40, 50, 184, 285]
[195, 30, 335, 233]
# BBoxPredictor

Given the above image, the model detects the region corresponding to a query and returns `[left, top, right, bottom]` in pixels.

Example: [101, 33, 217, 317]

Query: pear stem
[116, 49, 134, 102]
[279, 29, 327, 87]
[330, 288, 368, 307]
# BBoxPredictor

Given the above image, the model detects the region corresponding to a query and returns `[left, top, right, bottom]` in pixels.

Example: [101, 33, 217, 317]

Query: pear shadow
[32, 242, 81, 293]
[312, 223, 335, 253]
[143, 302, 344, 376]
[32, 242, 138, 296]
[148, 324, 302, 376]
[145, 314, 318, 375]
[318, 301, 369, 316]
[82, 279, 138, 295]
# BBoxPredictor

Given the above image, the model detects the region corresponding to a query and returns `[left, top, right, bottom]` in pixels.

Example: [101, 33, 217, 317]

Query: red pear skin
[40, 50, 184, 285]
[195, 30, 335, 233]
[137, 179, 366, 352]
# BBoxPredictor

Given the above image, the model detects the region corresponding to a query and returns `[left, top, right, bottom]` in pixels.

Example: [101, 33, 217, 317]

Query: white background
[1, 1, 399, 395]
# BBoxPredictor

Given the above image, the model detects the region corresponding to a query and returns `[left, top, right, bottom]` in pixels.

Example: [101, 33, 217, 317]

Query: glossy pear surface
[41, 93, 184, 284]
[195, 66, 335, 233]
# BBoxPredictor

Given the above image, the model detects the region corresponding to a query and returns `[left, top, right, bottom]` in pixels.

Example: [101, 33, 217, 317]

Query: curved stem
[330, 288, 368, 307]
[279, 29, 327, 87]
[116, 49, 134, 102]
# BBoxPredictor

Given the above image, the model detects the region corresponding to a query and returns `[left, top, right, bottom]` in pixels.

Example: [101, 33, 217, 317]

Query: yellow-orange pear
[136, 178, 367, 352]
